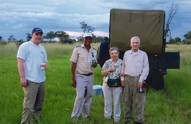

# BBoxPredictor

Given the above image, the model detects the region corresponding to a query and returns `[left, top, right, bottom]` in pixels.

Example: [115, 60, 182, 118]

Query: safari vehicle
[97, 8, 180, 90]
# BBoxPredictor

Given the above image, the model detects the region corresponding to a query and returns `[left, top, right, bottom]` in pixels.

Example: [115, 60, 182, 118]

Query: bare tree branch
[165, 3, 179, 38]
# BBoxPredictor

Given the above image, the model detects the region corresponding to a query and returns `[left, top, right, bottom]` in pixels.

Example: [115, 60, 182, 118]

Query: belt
[78, 73, 93, 76]
[125, 74, 140, 78]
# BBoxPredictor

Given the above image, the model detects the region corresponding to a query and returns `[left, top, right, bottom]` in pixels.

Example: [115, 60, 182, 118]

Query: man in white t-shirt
[17, 27, 48, 124]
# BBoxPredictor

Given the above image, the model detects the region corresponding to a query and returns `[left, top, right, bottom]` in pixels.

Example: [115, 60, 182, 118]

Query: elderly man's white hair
[130, 36, 140, 43]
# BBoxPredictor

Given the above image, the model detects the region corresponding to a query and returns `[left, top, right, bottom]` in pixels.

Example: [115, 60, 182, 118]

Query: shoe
[30, 120, 38, 124]
[125, 120, 131, 124]
[71, 117, 78, 121]
[114, 120, 120, 124]
[85, 116, 90, 120]
[134, 122, 143, 124]
[125, 117, 133, 123]
[105, 116, 112, 119]
[114, 122, 120, 124]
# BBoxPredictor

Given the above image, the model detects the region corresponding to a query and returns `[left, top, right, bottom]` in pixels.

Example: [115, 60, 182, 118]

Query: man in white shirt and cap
[70, 32, 97, 120]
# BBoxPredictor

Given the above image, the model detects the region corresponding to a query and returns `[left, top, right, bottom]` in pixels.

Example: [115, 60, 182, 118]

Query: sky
[0, 0, 191, 41]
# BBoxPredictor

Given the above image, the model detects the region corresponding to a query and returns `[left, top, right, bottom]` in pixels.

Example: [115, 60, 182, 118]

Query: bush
[15, 40, 25, 47]
[0, 40, 7, 45]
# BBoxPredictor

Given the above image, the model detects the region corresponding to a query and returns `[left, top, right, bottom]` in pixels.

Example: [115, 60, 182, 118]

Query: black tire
[97, 41, 110, 68]
[151, 76, 164, 90]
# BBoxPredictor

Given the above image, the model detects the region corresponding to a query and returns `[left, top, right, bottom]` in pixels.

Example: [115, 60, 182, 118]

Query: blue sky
[0, 0, 191, 41]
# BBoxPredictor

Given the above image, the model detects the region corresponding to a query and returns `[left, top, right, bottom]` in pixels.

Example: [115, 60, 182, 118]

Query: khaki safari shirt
[70, 44, 97, 74]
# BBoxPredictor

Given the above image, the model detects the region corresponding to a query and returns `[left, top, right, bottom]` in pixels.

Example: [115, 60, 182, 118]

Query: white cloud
[48, 0, 78, 5]
[0, 0, 191, 40]
[0, 3, 54, 12]
[12, 23, 27, 29]
[65, 30, 109, 37]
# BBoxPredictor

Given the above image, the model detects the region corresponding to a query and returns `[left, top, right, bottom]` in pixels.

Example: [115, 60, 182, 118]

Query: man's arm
[121, 53, 126, 76]
[17, 58, 27, 87]
[71, 62, 77, 88]
[139, 53, 149, 83]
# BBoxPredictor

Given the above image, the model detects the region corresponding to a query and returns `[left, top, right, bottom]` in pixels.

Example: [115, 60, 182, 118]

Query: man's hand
[121, 80, 125, 87]
[120, 72, 124, 76]
[137, 82, 143, 88]
[41, 62, 48, 70]
[20, 77, 27, 87]
[72, 78, 76, 88]
[91, 62, 97, 68]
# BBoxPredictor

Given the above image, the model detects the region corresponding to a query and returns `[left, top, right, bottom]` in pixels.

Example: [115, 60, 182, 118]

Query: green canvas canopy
[109, 8, 165, 54]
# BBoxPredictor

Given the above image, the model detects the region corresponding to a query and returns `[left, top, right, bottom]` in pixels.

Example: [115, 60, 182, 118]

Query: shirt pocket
[134, 57, 143, 70]
[78, 54, 86, 63]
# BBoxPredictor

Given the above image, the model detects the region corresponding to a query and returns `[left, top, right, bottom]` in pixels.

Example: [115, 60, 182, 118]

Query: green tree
[26, 33, 31, 41]
[55, 31, 69, 43]
[184, 30, 191, 40]
[44, 31, 55, 41]
[7, 35, 16, 42]
[80, 21, 95, 33]
[168, 38, 176, 44]
[16, 39, 24, 46]
[0, 36, 6, 45]
[175, 37, 181, 43]
[183, 30, 191, 44]
[94, 36, 104, 43]
[182, 39, 191, 44]
[168, 37, 181, 44]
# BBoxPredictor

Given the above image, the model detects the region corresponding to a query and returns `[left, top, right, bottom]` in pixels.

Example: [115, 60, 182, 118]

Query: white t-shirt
[17, 41, 48, 83]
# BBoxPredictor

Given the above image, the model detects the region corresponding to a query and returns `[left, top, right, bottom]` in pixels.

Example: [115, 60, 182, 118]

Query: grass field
[0, 43, 191, 124]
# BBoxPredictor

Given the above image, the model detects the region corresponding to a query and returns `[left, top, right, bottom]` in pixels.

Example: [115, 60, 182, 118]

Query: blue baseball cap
[32, 27, 43, 34]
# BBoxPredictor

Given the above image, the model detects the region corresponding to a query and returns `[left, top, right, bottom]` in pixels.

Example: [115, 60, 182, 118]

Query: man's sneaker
[71, 117, 78, 120]
[134, 122, 143, 124]
[104, 116, 112, 119]
[114, 120, 120, 124]
[85, 116, 90, 120]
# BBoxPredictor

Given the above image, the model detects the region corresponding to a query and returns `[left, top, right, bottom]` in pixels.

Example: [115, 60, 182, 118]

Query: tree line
[0, 21, 107, 45]
[168, 30, 191, 44]
[1, 19, 191, 45]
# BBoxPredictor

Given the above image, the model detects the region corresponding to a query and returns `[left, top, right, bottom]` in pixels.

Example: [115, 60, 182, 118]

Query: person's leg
[82, 75, 93, 118]
[21, 81, 39, 124]
[102, 82, 112, 119]
[113, 87, 122, 122]
[71, 74, 87, 119]
[123, 77, 133, 121]
[33, 82, 45, 121]
[134, 78, 146, 123]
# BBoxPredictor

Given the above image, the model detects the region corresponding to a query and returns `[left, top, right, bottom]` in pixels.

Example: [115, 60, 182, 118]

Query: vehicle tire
[151, 76, 164, 90]
[97, 41, 110, 68]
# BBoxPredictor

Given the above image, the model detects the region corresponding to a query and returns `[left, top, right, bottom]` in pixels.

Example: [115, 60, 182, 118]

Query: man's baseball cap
[83, 32, 92, 38]
[32, 27, 43, 34]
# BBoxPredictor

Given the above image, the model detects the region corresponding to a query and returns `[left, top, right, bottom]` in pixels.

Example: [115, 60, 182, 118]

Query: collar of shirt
[129, 49, 140, 55]
[108, 58, 120, 67]
[81, 43, 91, 48]
[81, 43, 94, 52]
[129, 49, 140, 53]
